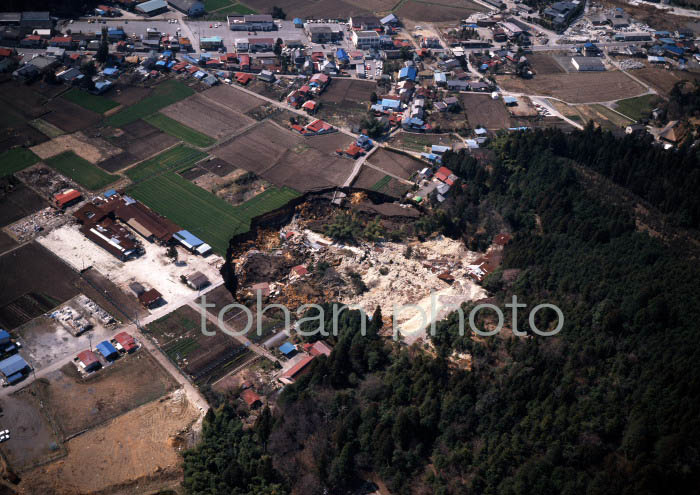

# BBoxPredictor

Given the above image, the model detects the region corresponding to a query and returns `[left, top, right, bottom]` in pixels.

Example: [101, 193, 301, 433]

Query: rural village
[0, 0, 699, 493]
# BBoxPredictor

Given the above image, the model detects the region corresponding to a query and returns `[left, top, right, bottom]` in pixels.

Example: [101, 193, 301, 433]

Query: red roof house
[114, 332, 137, 353]
[241, 389, 263, 409]
[78, 350, 100, 371]
[280, 354, 316, 383]
[54, 189, 82, 208]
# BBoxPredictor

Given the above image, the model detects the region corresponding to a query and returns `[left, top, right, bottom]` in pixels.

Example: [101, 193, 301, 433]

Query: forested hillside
[183, 127, 700, 495]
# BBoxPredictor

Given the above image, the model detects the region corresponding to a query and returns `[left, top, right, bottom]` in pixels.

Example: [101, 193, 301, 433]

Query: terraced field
[105, 80, 195, 128]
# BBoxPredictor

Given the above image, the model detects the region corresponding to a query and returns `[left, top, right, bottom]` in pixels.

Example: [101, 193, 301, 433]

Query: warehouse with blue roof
[173, 230, 212, 256]
[97, 341, 119, 361]
[0, 354, 30, 385]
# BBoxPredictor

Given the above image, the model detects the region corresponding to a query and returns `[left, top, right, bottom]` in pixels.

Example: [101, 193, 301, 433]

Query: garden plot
[161, 93, 256, 140]
[43, 98, 102, 133]
[38, 223, 224, 307]
[107, 119, 180, 164]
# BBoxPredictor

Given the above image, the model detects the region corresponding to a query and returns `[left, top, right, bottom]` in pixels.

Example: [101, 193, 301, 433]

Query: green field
[202, 2, 256, 18]
[614, 94, 659, 122]
[204, 0, 233, 10]
[126, 147, 300, 253]
[62, 88, 120, 114]
[0, 148, 40, 176]
[144, 114, 216, 148]
[105, 80, 195, 128]
[125, 144, 207, 182]
[45, 151, 117, 190]
[29, 119, 64, 139]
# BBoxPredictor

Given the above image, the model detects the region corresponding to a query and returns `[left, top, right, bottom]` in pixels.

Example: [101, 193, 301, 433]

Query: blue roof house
[96, 341, 119, 361]
[381, 98, 401, 110]
[398, 66, 417, 81]
[279, 342, 297, 357]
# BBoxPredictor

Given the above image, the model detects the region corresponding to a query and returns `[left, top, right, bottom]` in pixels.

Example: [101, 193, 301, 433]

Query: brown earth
[461, 93, 512, 129]
[396, 0, 485, 21]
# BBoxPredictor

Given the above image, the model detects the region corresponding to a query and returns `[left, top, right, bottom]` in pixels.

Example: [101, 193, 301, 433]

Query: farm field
[27, 351, 177, 437]
[590, 104, 633, 127]
[61, 88, 119, 114]
[29, 118, 64, 139]
[368, 148, 425, 180]
[352, 164, 410, 199]
[0, 148, 40, 176]
[461, 93, 512, 129]
[318, 79, 376, 126]
[0, 243, 81, 329]
[43, 98, 102, 133]
[106, 119, 180, 166]
[213, 122, 354, 191]
[45, 151, 117, 190]
[614, 94, 660, 121]
[105, 79, 195, 128]
[396, 0, 485, 21]
[388, 132, 457, 152]
[630, 66, 700, 95]
[243, 0, 372, 18]
[528, 53, 566, 75]
[125, 144, 207, 182]
[144, 113, 217, 148]
[204, 0, 234, 10]
[201, 83, 266, 114]
[497, 72, 646, 104]
[0, 175, 47, 227]
[160, 93, 256, 140]
[146, 305, 253, 384]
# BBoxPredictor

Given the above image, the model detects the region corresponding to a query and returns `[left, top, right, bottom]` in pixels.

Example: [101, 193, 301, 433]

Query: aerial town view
[0, 0, 699, 493]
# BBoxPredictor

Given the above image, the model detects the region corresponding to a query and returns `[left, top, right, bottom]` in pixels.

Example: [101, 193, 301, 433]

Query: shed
[0, 330, 10, 346]
[186, 271, 210, 290]
[114, 332, 137, 353]
[136, 0, 169, 16]
[431, 145, 451, 154]
[309, 340, 332, 357]
[54, 189, 82, 208]
[138, 288, 163, 308]
[293, 17, 303, 28]
[77, 349, 101, 372]
[280, 354, 315, 383]
[279, 342, 297, 357]
[96, 340, 119, 360]
[0, 354, 29, 378]
[173, 229, 205, 251]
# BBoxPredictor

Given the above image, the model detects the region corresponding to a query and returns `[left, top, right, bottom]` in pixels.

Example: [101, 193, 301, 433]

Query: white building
[351, 30, 380, 49]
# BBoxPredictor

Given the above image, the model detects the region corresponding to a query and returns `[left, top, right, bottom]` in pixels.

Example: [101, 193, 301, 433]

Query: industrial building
[185, 271, 210, 290]
[0, 354, 30, 385]
[172, 230, 212, 255]
[571, 56, 605, 71]
[136, 0, 169, 16]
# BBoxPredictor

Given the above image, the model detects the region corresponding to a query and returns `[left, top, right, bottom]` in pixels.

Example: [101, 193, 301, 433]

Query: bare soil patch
[109, 120, 180, 162]
[0, 176, 47, 227]
[0, 81, 49, 120]
[352, 164, 410, 198]
[321, 79, 377, 105]
[461, 93, 512, 129]
[111, 85, 153, 106]
[43, 99, 101, 133]
[632, 66, 700, 96]
[368, 148, 425, 180]
[528, 53, 566, 75]
[17, 390, 199, 495]
[28, 350, 177, 438]
[397, 0, 485, 21]
[201, 83, 266, 113]
[161, 93, 255, 140]
[31, 132, 123, 164]
[497, 71, 646, 103]
[244, 0, 371, 18]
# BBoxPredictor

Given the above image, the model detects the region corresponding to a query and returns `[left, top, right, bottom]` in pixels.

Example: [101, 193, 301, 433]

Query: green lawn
[204, 0, 233, 10]
[144, 114, 216, 148]
[45, 151, 117, 190]
[106, 80, 195, 128]
[126, 147, 300, 253]
[125, 144, 207, 182]
[62, 88, 119, 114]
[614, 94, 659, 122]
[0, 148, 40, 176]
